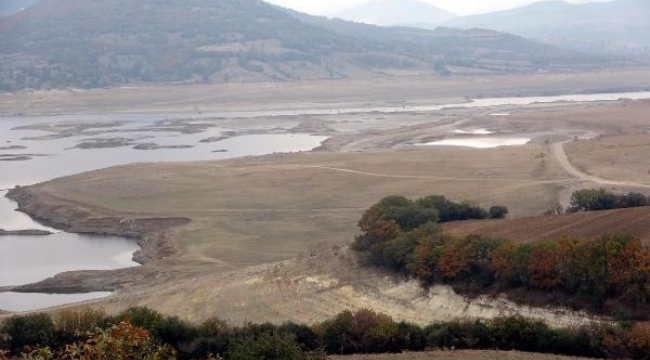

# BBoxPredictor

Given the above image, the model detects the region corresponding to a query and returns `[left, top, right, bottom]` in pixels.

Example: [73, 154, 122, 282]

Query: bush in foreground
[5, 307, 650, 359]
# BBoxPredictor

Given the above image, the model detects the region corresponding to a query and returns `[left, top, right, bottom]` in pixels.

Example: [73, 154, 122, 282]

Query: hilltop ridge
[0, 0, 607, 91]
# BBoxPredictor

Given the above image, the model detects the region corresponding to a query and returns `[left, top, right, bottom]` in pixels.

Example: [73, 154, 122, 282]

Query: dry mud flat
[1, 70, 650, 116]
[0, 141, 611, 325]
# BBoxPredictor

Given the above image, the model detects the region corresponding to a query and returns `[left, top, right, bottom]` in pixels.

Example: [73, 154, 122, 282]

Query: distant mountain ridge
[0, 0, 611, 91]
[443, 0, 650, 56]
[334, 0, 456, 27]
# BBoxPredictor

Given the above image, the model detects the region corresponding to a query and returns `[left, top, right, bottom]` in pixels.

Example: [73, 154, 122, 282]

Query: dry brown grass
[13, 143, 602, 324]
[565, 135, 650, 185]
[33, 144, 568, 268]
[331, 350, 595, 360]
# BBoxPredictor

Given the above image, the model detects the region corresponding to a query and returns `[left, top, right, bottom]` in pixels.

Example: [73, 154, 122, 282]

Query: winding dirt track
[274, 164, 575, 184]
[552, 141, 650, 189]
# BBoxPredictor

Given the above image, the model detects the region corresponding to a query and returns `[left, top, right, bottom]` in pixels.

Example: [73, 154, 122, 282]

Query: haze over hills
[0, 0, 39, 18]
[334, 0, 457, 27]
[443, 0, 650, 56]
[0, 0, 608, 91]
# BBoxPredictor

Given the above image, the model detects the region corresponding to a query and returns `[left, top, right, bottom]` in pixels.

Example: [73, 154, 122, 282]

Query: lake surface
[0, 114, 328, 188]
[0, 292, 114, 313]
[0, 115, 326, 311]
[453, 129, 495, 135]
[1, 192, 138, 288]
[0, 229, 139, 287]
[422, 137, 532, 149]
[0, 189, 140, 312]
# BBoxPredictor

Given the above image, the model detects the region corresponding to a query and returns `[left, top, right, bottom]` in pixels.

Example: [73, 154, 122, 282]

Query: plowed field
[444, 206, 650, 244]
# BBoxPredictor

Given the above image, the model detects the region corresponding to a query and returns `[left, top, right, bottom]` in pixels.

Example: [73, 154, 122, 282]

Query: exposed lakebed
[1, 90, 649, 312]
[0, 115, 327, 312]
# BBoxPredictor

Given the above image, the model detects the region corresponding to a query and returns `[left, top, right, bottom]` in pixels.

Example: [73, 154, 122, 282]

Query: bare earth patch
[565, 135, 650, 186]
[3, 143, 605, 325]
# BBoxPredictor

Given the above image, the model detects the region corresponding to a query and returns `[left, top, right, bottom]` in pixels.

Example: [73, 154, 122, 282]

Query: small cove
[0, 191, 140, 312]
[0, 117, 327, 312]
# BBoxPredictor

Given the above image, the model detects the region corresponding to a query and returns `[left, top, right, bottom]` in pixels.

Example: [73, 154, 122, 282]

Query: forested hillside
[0, 0, 607, 91]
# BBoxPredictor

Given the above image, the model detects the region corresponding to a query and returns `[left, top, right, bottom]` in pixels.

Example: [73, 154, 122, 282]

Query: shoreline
[0, 229, 52, 236]
[2, 87, 650, 119]
[3, 187, 190, 294]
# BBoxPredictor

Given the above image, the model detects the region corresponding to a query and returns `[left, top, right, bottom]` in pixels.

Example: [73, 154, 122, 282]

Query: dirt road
[553, 141, 650, 189]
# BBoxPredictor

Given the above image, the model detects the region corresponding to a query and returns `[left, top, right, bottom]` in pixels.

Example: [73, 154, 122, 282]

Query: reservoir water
[421, 137, 532, 149]
[1, 90, 649, 312]
[0, 116, 327, 312]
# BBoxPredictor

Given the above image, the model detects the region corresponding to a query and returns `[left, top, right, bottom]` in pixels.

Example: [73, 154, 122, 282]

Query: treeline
[567, 189, 650, 213]
[3, 307, 650, 359]
[358, 195, 508, 233]
[355, 195, 650, 312]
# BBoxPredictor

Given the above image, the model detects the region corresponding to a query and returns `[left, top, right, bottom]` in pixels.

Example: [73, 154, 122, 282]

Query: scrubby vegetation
[3, 307, 650, 359]
[354, 195, 650, 314]
[567, 189, 650, 213]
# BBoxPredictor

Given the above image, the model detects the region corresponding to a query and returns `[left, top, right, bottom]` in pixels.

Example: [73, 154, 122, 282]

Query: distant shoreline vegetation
[353, 194, 650, 315]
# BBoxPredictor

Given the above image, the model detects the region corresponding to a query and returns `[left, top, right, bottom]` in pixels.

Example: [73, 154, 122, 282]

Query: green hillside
[0, 0, 608, 91]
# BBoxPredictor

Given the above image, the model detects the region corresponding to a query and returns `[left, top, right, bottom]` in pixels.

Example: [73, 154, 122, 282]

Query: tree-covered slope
[0, 0, 608, 91]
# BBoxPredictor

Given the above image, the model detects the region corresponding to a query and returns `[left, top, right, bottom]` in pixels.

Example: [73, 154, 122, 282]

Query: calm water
[0, 192, 135, 288]
[422, 137, 532, 149]
[0, 230, 140, 287]
[0, 115, 328, 188]
[0, 292, 113, 313]
[0, 115, 326, 311]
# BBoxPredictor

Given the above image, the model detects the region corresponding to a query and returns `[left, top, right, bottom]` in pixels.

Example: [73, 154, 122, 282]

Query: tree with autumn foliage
[20, 322, 176, 360]
[354, 195, 650, 313]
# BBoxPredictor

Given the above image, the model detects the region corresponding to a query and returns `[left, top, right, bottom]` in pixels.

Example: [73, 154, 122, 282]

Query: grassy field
[332, 350, 595, 360]
[30, 144, 568, 268]
[565, 135, 650, 186]
[9, 142, 610, 325]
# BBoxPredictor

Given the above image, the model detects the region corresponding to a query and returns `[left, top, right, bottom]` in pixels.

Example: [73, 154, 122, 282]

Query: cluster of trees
[355, 195, 650, 311]
[567, 189, 650, 213]
[358, 195, 507, 232]
[4, 307, 650, 359]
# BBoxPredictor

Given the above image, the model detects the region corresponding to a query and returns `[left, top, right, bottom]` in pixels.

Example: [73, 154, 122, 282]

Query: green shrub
[0, 313, 55, 354]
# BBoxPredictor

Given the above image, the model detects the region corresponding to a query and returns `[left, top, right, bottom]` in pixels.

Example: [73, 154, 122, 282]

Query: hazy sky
[264, 0, 615, 16]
